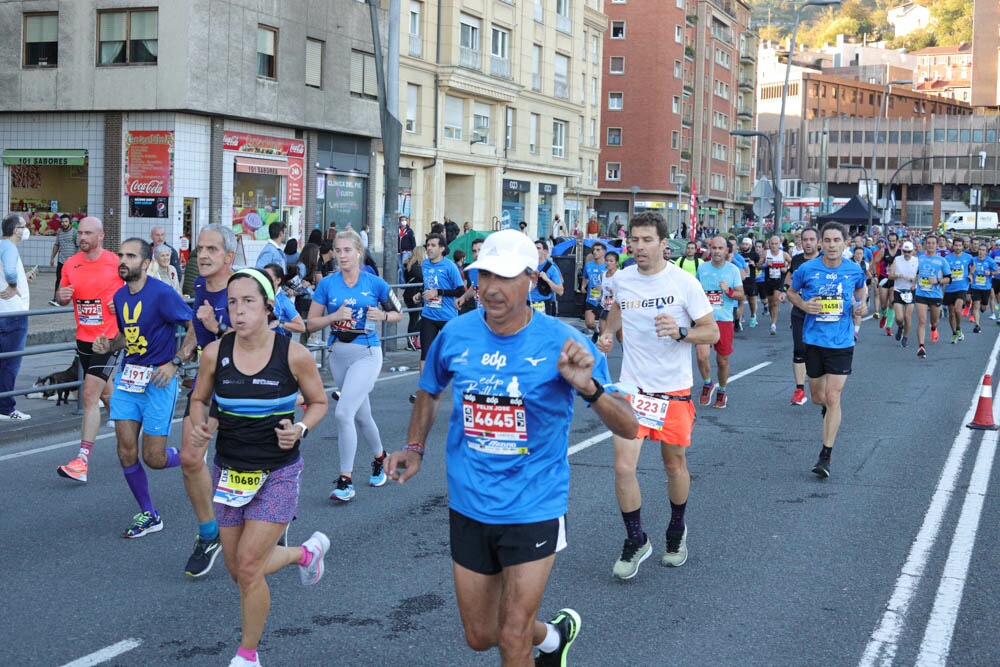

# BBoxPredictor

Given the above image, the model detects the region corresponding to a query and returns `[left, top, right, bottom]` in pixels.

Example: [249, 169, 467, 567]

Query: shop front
[537, 182, 557, 239]
[315, 132, 371, 237]
[501, 179, 530, 231]
[3, 149, 89, 235]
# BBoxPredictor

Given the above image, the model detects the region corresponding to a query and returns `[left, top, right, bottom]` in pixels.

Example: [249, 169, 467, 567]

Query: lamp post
[775, 0, 842, 233]
[674, 173, 687, 238]
[731, 129, 774, 235]
[871, 78, 912, 235]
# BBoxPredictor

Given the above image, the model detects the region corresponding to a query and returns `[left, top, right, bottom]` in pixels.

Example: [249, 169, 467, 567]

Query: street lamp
[731, 129, 774, 234]
[871, 78, 912, 233]
[775, 0, 842, 232]
[674, 173, 687, 238]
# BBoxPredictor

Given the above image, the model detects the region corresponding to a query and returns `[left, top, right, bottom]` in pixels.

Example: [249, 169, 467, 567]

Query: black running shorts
[449, 508, 566, 575]
[804, 344, 853, 378]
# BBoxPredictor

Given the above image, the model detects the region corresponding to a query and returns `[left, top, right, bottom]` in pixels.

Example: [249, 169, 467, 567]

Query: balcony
[684, 45, 695, 60]
[683, 83, 694, 97]
[408, 33, 422, 58]
[735, 136, 751, 148]
[459, 47, 481, 71]
[736, 163, 750, 175]
[737, 104, 753, 119]
[554, 79, 569, 99]
[685, 14, 698, 26]
[490, 55, 511, 79]
[681, 150, 692, 160]
[740, 46, 755, 63]
[711, 26, 734, 45]
[738, 77, 754, 91]
[556, 14, 572, 34]
[682, 113, 693, 127]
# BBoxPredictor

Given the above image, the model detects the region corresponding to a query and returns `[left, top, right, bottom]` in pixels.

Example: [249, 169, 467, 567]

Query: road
[1, 315, 998, 666]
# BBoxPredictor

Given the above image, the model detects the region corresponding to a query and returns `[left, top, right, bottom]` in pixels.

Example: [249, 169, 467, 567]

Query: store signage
[2, 149, 87, 166]
[129, 196, 169, 218]
[635, 200, 666, 209]
[223, 131, 305, 158]
[538, 182, 558, 195]
[504, 179, 531, 193]
[286, 161, 304, 207]
[125, 131, 173, 196]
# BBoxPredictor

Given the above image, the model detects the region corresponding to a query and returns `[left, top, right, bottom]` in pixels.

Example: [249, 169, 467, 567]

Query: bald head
[150, 226, 166, 245]
[77, 217, 105, 254]
[79, 216, 103, 232]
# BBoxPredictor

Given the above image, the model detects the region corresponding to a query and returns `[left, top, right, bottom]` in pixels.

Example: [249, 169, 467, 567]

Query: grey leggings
[328, 342, 385, 476]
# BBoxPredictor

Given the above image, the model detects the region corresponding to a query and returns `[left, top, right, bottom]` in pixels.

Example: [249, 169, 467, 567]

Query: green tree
[929, 0, 973, 45]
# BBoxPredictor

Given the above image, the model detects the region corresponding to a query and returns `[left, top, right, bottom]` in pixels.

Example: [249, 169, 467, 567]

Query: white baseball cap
[901, 241, 914, 251]
[467, 230, 538, 278]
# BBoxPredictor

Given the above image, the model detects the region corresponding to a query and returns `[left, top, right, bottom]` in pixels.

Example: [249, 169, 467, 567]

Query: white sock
[535, 623, 560, 653]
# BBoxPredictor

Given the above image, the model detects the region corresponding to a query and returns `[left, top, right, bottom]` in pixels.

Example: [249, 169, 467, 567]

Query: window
[552, 120, 567, 157]
[609, 56, 624, 74]
[556, 0, 571, 33]
[255, 25, 277, 77]
[675, 25, 683, 43]
[606, 162, 621, 180]
[672, 96, 680, 113]
[506, 107, 515, 149]
[611, 21, 625, 39]
[473, 102, 491, 143]
[589, 118, 596, 146]
[405, 84, 419, 132]
[305, 38, 323, 88]
[671, 131, 679, 149]
[99, 9, 157, 65]
[591, 77, 597, 106]
[350, 50, 378, 99]
[24, 13, 58, 67]
[532, 44, 542, 91]
[670, 165, 678, 182]
[713, 111, 729, 129]
[444, 95, 464, 139]
[591, 35, 599, 64]
[582, 30, 588, 60]
[579, 115, 585, 144]
[607, 127, 622, 145]
[530, 113, 539, 153]
[460, 15, 481, 69]
[409, 1, 423, 57]
[589, 159, 595, 184]
[491, 26, 510, 78]
[674, 60, 681, 78]
[535, 0, 544, 23]
[554, 53, 569, 98]
[608, 91, 623, 110]
[580, 73, 586, 103]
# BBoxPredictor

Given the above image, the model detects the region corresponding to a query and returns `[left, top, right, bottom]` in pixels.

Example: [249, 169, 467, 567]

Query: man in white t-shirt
[597, 212, 718, 579]
[889, 241, 919, 347]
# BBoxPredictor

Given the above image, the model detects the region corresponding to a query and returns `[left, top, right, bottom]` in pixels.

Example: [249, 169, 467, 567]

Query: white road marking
[914, 428, 998, 666]
[59, 638, 142, 667]
[858, 332, 1000, 667]
[567, 362, 771, 457]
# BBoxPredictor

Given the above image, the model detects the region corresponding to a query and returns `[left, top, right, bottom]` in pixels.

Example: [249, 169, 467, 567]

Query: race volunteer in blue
[93, 238, 193, 539]
[386, 230, 638, 666]
[943, 237, 974, 343]
[787, 222, 867, 479]
[529, 238, 564, 315]
[913, 235, 951, 358]
[308, 229, 403, 502]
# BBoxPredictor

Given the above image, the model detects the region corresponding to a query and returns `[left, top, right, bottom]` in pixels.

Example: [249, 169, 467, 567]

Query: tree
[929, 0, 973, 45]
[758, 24, 783, 42]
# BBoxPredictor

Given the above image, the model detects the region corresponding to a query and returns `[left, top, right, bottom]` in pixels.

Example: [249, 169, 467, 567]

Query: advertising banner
[125, 131, 174, 196]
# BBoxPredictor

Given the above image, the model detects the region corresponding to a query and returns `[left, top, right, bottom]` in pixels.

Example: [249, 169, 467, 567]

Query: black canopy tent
[813, 195, 882, 236]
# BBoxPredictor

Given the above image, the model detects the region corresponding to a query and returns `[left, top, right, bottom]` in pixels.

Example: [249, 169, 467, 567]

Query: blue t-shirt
[114, 277, 193, 366]
[989, 248, 1000, 262]
[944, 252, 974, 293]
[273, 291, 298, 337]
[421, 257, 464, 321]
[916, 254, 949, 299]
[529, 261, 563, 303]
[192, 276, 230, 349]
[791, 257, 866, 349]
[971, 257, 997, 290]
[312, 271, 392, 347]
[730, 253, 748, 272]
[582, 260, 606, 305]
[697, 261, 743, 322]
[418, 311, 611, 524]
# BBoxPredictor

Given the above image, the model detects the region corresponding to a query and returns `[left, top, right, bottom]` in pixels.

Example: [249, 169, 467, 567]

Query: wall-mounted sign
[125, 131, 174, 196]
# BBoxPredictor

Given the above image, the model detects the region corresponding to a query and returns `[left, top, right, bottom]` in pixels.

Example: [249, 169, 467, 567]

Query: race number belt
[706, 290, 723, 307]
[769, 266, 783, 279]
[117, 363, 153, 394]
[213, 468, 269, 507]
[426, 296, 442, 309]
[462, 392, 528, 454]
[897, 289, 913, 304]
[629, 390, 691, 430]
[817, 296, 844, 322]
[76, 299, 103, 326]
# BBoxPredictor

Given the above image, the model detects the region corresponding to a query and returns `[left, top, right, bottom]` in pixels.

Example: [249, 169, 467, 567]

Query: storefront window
[8, 161, 88, 236]
[233, 171, 282, 239]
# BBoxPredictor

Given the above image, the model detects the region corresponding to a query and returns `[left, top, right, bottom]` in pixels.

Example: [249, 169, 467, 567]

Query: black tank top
[212, 333, 300, 471]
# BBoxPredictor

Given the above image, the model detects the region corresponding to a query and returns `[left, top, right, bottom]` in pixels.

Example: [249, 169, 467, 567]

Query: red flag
[689, 180, 698, 241]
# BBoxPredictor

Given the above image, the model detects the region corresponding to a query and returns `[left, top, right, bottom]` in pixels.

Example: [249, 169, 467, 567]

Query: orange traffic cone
[967, 374, 999, 430]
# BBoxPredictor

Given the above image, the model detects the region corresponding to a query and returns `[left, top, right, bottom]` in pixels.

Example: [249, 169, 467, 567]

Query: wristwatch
[171, 355, 183, 366]
[294, 422, 309, 439]
[677, 327, 688, 341]
[579, 377, 605, 403]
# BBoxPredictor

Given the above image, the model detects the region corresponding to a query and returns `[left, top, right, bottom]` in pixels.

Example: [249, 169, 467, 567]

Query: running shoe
[57, 457, 89, 483]
[329, 476, 355, 502]
[885, 326, 893, 337]
[895, 326, 903, 342]
[974, 324, 982, 334]
[962, 304, 971, 318]
[228, 655, 260, 667]
[405, 336, 418, 351]
[123, 511, 163, 539]
[370, 456, 387, 487]
[901, 336, 908, 348]
[612, 535, 651, 580]
[299, 531, 330, 585]
[958, 331, 965, 342]
[330, 390, 340, 401]
[47, 299, 60, 307]
[930, 329, 939, 343]
[749, 316, 758, 328]
[812, 455, 831, 478]
[661, 526, 688, 567]
[917, 345, 927, 359]
[714, 391, 727, 409]
[535, 608, 581, 667]
[699, 382, 715, 406]
[950, 332, 959, 344]
[770, 323, 777, 335]
[991, 313, 997, 320]
[879, 314, 887, 328]
[790, 388, 808, 406]
[0, 409, 31, 421]
[734, 320, 742, 333]
[185, 535, 222, 577]
[408, 393, 417, 404]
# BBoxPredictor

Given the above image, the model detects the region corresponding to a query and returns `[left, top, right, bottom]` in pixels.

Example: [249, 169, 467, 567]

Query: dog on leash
[30, 358, 81, 406]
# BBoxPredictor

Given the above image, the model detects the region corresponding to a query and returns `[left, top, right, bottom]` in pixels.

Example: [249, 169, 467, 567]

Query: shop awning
[3, 149, 88, 166]
[235, 156, 289, 176]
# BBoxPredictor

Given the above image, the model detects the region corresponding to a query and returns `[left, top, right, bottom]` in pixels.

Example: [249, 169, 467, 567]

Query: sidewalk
[24, 269, 78, 346]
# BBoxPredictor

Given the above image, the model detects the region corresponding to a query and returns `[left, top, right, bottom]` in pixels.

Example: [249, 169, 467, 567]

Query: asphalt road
[1, 314, 998, 666]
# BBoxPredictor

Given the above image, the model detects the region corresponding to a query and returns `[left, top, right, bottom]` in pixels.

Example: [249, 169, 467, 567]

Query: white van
[945, 211, 999, 231]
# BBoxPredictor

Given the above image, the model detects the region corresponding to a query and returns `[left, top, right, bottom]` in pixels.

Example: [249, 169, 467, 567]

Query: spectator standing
[0, 214, 36, 420]
[150, 225, 182, 284]
[402, 246, 426, 351]
[255, 221, 288, 271]
[283, 238, 300, 267]
[49, 214, 77, 306]
[398, 216, 416, 283]
[146, 244, 182, 294]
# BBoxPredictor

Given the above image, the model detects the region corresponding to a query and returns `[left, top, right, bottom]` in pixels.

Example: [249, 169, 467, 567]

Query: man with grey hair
[150, 225, 182, 282]
[0, 214, 37, 420]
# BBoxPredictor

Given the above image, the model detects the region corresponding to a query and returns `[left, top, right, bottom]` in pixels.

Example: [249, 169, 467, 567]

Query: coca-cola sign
[125, 131, 174, 197]
[223, 131, 305, 158]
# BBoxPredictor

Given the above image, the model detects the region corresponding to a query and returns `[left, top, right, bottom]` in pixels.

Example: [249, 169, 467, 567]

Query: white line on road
[915, 428, 998, 666]
[858, 333, 1000, 667]
[567, 362, 771, 457]
[59, 638, 142, 667]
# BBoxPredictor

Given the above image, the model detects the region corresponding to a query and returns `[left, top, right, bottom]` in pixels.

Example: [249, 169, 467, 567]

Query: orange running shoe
[930, 329, 940, 343]
[57, 457, 88, 483]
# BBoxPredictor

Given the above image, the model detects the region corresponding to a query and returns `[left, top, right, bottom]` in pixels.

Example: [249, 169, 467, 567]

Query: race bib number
[629, 393, 670, 429]
[919, 277, 932, 290]
[588, 287, 601, 301]
[462, 393, 528, 454]
[951, 268, 965, 280]
[213, 468, 269, 507]
[426, 295, 442, 309]
[817, 296, 844, 322]
[898, 290, 913, 304]
[706, 290, 723, 307]
[531, 301, 546, 313]
[117, 363, 153, 394]
[975, 275, 987, 287]
[76, 299, 103, 326]
[769, 266, 783, 279]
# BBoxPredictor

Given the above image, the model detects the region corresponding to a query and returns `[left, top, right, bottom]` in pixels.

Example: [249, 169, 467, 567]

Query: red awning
[234, 156, 289, 176]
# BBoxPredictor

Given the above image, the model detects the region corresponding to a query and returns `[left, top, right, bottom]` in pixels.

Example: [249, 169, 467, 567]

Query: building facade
[971, 0, 1000, 111]
[596, 0, 756, 235]
[386, 0, 607, 241]
[2, 0, 381, 268]
[912, 43, 973, 103]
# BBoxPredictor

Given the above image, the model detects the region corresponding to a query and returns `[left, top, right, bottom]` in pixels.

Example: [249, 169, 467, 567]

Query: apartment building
[392, 0, 606, 239]
[971, 0, 1000, 110]
[596, 0, 756, 234]
[2, 1, 383, 268]
[912, 43, 973, 103]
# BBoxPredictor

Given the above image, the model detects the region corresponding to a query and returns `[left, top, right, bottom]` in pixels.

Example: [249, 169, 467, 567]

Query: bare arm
[596, 301, 622, 353]
[385, 389, 444, 484]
